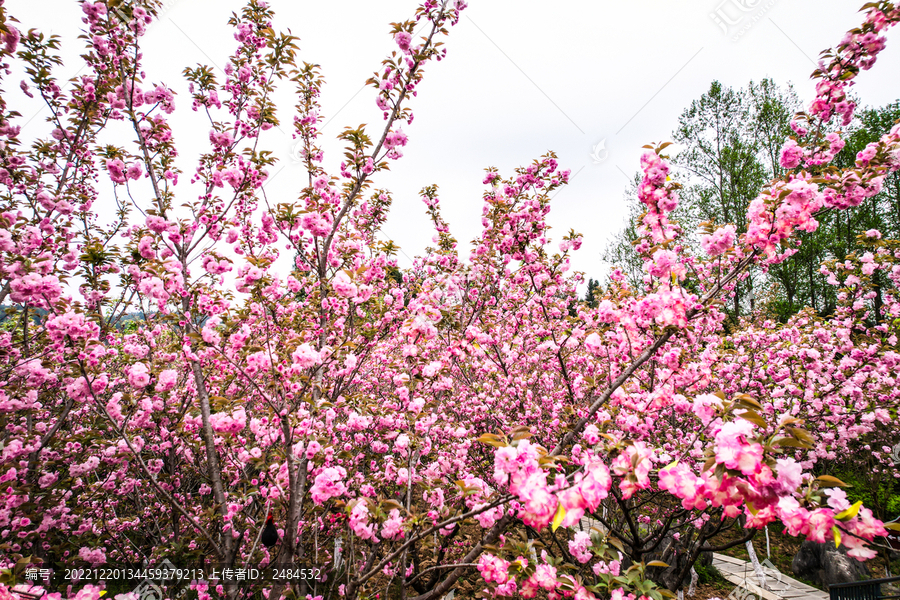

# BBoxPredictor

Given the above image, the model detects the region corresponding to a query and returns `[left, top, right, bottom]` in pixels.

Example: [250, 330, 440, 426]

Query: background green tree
[603, 80, 900, 325]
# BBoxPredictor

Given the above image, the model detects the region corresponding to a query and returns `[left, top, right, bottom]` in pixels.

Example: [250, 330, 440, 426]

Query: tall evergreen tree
[584, 278, 600, 308]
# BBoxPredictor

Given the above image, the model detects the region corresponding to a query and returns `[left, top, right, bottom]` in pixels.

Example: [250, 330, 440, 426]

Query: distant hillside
[0, 305, 149, 330]
[0, 304, 47, 325]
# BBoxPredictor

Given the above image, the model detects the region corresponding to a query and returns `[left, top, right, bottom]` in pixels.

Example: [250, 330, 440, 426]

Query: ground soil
[691, 579, 738, 600]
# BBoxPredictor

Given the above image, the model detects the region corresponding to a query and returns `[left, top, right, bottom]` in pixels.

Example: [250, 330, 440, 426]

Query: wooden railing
[829, 576, 900, 600]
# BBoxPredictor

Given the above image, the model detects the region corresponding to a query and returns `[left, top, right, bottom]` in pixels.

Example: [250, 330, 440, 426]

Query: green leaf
[381, 499, 404, 512]
[787, 427, 814, 444]
[734, 393, 762, 410]
[736, 409, 767, 428]
[834, 500, 862, 521]
[511, 426, 533, 441]
[608, 536, 625, 554]
[475, 433, 506, 448]
[551, 503, 566, 532]
[817, 475, 850, 488]
[663, 458, 679, 471]
[775, 436, 812, 449]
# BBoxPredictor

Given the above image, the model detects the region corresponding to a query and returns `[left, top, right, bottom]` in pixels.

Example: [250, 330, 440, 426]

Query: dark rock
[791, 540, 870, 588]
[697, 543, 714, 568]
[641, 535, 713, 591]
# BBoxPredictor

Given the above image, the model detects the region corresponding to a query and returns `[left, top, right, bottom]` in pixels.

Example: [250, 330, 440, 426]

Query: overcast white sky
[7, 0, 900, 284]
